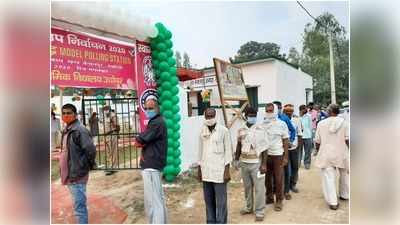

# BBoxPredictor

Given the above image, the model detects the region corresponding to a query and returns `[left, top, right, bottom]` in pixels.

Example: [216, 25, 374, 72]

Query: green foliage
[231, 41, 286, 63]
[300, 12, 349, 106]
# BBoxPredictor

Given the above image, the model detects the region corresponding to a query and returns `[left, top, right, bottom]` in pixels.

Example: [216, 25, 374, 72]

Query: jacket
[61, 120, 97, 179]
[136, 114, 167, 171]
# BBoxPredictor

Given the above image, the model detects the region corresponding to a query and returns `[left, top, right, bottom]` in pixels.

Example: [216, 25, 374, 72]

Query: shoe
[240, 209, 253, 215]
[284, 193, 292, 200]
[339, 197, 349, 201]
[274, 201, 283, 211]
[255, 216, 264, 222]
[291, 187, 299, 193]
[305, 165, 310, 170]
[105, 170, 116, 176]
[266, 197, 274, 205]
[329, 203, 339, 210]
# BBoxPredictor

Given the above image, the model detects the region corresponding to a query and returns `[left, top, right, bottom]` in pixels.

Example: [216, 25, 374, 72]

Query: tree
[300, 12, 349, 106]
[183, 52, 191, 68]
[287, 47, 301, 66]
[175, 51, 182, 67]
[231, 41, 285, 63]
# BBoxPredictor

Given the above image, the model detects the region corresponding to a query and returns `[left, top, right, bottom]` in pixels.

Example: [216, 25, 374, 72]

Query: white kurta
[237, 122, 269, 163]
[198, 124, 233, 183]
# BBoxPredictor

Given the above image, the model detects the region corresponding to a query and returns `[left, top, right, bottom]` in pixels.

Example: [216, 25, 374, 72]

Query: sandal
[274, 201, 283, 211]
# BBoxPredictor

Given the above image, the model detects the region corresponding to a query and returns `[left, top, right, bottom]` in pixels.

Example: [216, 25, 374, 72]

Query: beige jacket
[315, 116, 349, 169]
[198, 123, 233, 183]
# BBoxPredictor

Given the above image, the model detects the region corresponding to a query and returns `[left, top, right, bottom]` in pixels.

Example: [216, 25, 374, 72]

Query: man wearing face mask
[262, 103, 289, 212]
[134, 98, 168, 224]
[273, 101, 296, 145]
[233, 107, 268, 221]
[198, 108, 232, 224]
[59, 104, 96, 224]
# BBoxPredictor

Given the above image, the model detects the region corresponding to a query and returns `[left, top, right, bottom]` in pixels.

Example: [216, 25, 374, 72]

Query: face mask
[145, 110, 157, 119]
[247, 116, 257, 125]
[204, 118, 216, 126]
[265, 112, 276, 120]
[62, 115, 75, 124]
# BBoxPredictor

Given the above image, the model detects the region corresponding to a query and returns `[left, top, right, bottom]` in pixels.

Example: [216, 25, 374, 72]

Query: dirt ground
[76, 157, 349, 224]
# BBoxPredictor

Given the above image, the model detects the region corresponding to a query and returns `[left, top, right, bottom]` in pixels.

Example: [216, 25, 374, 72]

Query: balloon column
[150, 23, 181, 182]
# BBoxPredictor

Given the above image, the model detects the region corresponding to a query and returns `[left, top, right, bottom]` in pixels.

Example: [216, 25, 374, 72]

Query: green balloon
[167, 156, 174, 164]
[156, 43, 167, 51]
[155, 23, 166, 32]
[163, 110, 173, 119]
[173, 132, 180, 140]
[161, 82, 172, 91]
[165, 40, 173, 48]
[157, 87, 164, 95]
[168, 140, 176, 148]
[161, 90, 172, 99]
[169, 67, 177, 75]
[151, 50, 159, 59]
[169, 76, 178, 85]
[163, 165, 174, 174]
[162, 100, 172, 110]
[157, 52, 168, 61]
[153, 59, 160, 68]
[170, 86, 179, 95]
[167, 57, 176, 67]
[165, 174, 175, 182]
[171, 96, 179, 104]
[159, 62, 169, 72]
[165, 119, 174, 128]
[168, 147, 175, 155]
[171, 105, 180, 114]
[173, 123, 180, 131]
[173, 114, 181, 122]
[174, 149, 181, 157]
[160, 72, 170, 81]
[150, 41, 157, 49]
[172, 166, 181, 175]
[166, 49, 173, 57]
[173, 141, 180, 148]
[165, 30, 172, 39]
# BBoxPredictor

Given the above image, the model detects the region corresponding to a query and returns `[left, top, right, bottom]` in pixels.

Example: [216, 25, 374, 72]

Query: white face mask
[204, 118, 217, 126]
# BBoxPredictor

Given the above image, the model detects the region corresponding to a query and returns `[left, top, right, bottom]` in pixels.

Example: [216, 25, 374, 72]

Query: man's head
[327, 104, 340, 117]
[144, 98, 159, 119]
[62, 104, 77, 125]
[299, 104, 307, 116]
[204, 108, 217, 126]
[307, 102, 314, 111]
[265, 103, 275, 113]
[245, 107, 257, 125]
[283, 104, 294, 118]
[314, 104, 321, 111]
[272, 101, 282, 113]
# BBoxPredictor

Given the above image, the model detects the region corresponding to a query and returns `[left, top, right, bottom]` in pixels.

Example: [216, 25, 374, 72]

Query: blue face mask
[145, 110, 157, 119]
[247, 116, 257, 125]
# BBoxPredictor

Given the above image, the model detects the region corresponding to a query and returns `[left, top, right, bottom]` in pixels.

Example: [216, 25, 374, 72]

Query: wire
[296, 1, 319, 22]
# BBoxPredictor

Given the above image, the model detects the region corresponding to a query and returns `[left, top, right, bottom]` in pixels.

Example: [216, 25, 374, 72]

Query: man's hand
[259, 163, 267, 174]
[223, 164, 231, 183]
[282, 156, 288, 166]
[133, 138, 144, 148]
[232, 160, 240, 170]
[197, 166, 202, 182]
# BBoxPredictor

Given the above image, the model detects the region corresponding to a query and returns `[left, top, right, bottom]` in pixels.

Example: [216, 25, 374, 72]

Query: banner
[51, 27, 136, 89]
[135, 41, 158, 131]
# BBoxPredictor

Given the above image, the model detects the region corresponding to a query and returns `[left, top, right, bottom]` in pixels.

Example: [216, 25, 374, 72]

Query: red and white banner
[135, 41, 157, 131]
[51, 27, 136, 89]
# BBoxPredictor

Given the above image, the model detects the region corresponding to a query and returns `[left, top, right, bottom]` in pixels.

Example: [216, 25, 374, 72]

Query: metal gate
[82, 97, 141, 170]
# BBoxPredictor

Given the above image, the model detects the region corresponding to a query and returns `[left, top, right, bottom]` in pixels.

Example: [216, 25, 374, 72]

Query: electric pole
[328, 33, 336, 104]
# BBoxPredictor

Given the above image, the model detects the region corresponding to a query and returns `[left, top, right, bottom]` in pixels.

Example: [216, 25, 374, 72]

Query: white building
[181, 58, 313, 117]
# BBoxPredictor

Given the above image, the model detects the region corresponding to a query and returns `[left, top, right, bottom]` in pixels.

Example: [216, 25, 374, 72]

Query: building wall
[275, 60, 313, 114]
[240, 59, 278, 105]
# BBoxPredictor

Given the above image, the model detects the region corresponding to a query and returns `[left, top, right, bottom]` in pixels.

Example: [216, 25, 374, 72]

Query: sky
[114, 0, 349, 68]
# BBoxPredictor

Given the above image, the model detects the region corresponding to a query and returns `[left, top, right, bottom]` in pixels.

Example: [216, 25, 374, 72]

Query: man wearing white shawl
[314, 104, 349, 210]
[233, 107, 268, 221]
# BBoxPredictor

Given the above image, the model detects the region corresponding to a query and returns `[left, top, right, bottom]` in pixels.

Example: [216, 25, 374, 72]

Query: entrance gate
[82, 97, 141, 170]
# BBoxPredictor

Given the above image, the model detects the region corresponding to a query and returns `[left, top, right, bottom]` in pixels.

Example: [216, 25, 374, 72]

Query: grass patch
[96, 146, 140, 169]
